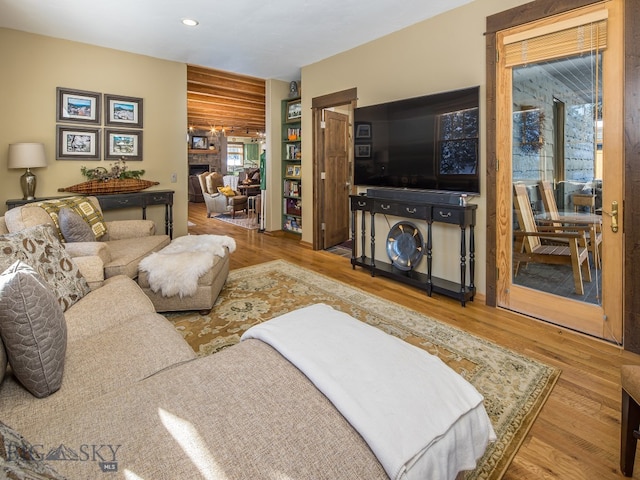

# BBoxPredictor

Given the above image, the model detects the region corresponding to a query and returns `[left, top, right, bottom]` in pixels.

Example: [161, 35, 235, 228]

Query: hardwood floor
[188, 202, 640, 479]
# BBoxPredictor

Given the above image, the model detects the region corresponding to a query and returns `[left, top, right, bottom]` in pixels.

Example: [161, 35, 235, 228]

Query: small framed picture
[105, 129, 143, 160]
[56, 125, 101, 160]
[355, 122, 372, 139]
[191, 135, 209, 150]
[287, 100, 302, 121]
[286, 165, 301, 177]
[56, 87, 101, 125]
[104, 94, 143, 128]
[355, 143, 371, 158]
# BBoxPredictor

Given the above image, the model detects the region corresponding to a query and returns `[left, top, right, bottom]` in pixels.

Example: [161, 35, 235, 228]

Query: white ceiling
[0, 0, 474, 81]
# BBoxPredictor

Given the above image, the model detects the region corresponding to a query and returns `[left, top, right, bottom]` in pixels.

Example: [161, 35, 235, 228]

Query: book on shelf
[283, 215, 302, 233]
[286, 127, 301, 140]
[285, 198, 302, 216]
[284, 179, 301, 197]
[286, 143, 301, 160]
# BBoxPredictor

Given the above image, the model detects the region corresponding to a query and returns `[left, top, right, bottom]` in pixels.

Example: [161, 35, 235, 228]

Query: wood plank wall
[187, 65, 266, 136]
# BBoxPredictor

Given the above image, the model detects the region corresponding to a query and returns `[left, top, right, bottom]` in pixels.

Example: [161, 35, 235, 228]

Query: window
[227, 143, 243, 173]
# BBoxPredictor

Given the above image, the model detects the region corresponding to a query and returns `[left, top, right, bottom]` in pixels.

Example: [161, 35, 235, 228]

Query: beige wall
[300, 0, 529, 296]
[0, 28, 188, 237]
[265, 79, 290, 232]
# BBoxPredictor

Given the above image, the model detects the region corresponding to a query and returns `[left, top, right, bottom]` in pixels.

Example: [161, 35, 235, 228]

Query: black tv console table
[350, 194, 477, 306]
[6, 190, 174, 239]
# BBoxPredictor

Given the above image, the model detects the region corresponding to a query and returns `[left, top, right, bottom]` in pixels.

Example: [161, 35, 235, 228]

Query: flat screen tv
[353, 86, 480, 195]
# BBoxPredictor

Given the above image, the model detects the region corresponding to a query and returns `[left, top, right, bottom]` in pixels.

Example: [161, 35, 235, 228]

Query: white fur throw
[138, 235, 236, 298]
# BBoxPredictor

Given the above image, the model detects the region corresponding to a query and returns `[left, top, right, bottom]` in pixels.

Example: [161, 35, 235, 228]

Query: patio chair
[513, 182, 591, 295]
[538, 180, 603, 269]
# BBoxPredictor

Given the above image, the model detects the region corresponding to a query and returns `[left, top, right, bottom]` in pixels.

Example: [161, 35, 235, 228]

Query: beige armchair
[197, 172, 248, 218]
[1, 196, 169, 289]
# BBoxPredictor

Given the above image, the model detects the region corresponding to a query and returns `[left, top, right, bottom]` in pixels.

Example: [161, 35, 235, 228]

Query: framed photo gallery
[354, 122, 372, 158]
[56, 87, 143, 160]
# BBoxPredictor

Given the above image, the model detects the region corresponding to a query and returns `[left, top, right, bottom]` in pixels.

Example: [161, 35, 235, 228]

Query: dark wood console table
[6, 190, 174, 238]
[350, 194, 476, 306]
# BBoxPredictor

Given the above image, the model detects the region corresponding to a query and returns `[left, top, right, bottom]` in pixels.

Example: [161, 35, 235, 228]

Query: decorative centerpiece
[58, 158, 159, 195]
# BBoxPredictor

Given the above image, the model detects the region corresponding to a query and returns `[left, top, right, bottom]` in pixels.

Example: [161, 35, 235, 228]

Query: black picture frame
[355, 143, 371, 158]
[355, 122, 372, 139]
[287, 100, 302, 121]
[56, 87, 101, 125]
[191, 135, 209, 150]
[104, 94, 143, 128]
[105, 129, 143, 160]
[56, 125, 101, 160]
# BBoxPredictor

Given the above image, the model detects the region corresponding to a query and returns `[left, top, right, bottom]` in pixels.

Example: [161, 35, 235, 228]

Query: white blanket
[138, 235, 235, 297]
[241, 304, 496, 480]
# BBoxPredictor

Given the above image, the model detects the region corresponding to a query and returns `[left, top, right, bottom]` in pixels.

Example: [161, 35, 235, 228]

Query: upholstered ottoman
[136, 235, 234, 313]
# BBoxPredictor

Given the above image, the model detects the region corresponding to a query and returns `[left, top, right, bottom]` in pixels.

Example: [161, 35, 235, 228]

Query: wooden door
[321, 110, 350, 249]
[495, 2, 624, 342]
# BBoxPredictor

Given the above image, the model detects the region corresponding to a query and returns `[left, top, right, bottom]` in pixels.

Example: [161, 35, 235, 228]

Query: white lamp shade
[8, 143, 48, 169]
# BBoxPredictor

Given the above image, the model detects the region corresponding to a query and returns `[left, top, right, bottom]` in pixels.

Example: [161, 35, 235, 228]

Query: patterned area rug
[211, 212, 258, 230]
[164, 260, 560, 480]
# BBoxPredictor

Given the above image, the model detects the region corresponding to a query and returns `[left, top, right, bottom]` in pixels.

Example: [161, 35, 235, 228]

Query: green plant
[81, 158, 145, 181]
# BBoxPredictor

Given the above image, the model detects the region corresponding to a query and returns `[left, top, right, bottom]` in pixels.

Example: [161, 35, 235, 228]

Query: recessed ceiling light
[182, 18, 199, 27]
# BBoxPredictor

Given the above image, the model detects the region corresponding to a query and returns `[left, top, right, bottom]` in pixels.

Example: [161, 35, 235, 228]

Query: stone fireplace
[188, 131, 226, 176]
[189, 164, 210, 176]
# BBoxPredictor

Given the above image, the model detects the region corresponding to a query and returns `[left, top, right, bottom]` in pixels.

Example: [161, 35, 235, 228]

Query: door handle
[611, 201, 619, 233]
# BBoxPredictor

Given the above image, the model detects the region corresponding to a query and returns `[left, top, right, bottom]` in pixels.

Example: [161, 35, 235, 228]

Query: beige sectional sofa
[0, 215, 196, 477]
[0, 218, 493, 479]
[0, 272, 201, 478]
[0, 274, 197, 422]
[1, 196, 170, 289]
[0, 220, 390, 479]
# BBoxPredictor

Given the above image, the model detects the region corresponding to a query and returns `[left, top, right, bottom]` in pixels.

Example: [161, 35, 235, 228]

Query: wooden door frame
[485, 0, 640, 352]
[311, 88, 358, 250]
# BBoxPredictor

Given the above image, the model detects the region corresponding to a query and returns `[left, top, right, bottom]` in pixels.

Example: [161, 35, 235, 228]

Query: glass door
[495, 3, 623, 342]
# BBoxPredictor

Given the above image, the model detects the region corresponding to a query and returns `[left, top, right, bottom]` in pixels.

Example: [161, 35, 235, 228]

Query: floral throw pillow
[0, 224, 90, 311]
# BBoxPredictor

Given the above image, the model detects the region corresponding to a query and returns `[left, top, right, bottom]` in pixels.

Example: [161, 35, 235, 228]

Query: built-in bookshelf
[282, 97, 302, 234]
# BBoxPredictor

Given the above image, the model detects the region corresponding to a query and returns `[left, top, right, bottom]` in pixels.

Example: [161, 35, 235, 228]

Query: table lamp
[8, 142, 48, 200]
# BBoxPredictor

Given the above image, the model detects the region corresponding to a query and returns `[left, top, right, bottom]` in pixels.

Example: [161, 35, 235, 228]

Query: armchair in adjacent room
[188, 175, 204, 203]
[197, 172, 248, 218]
